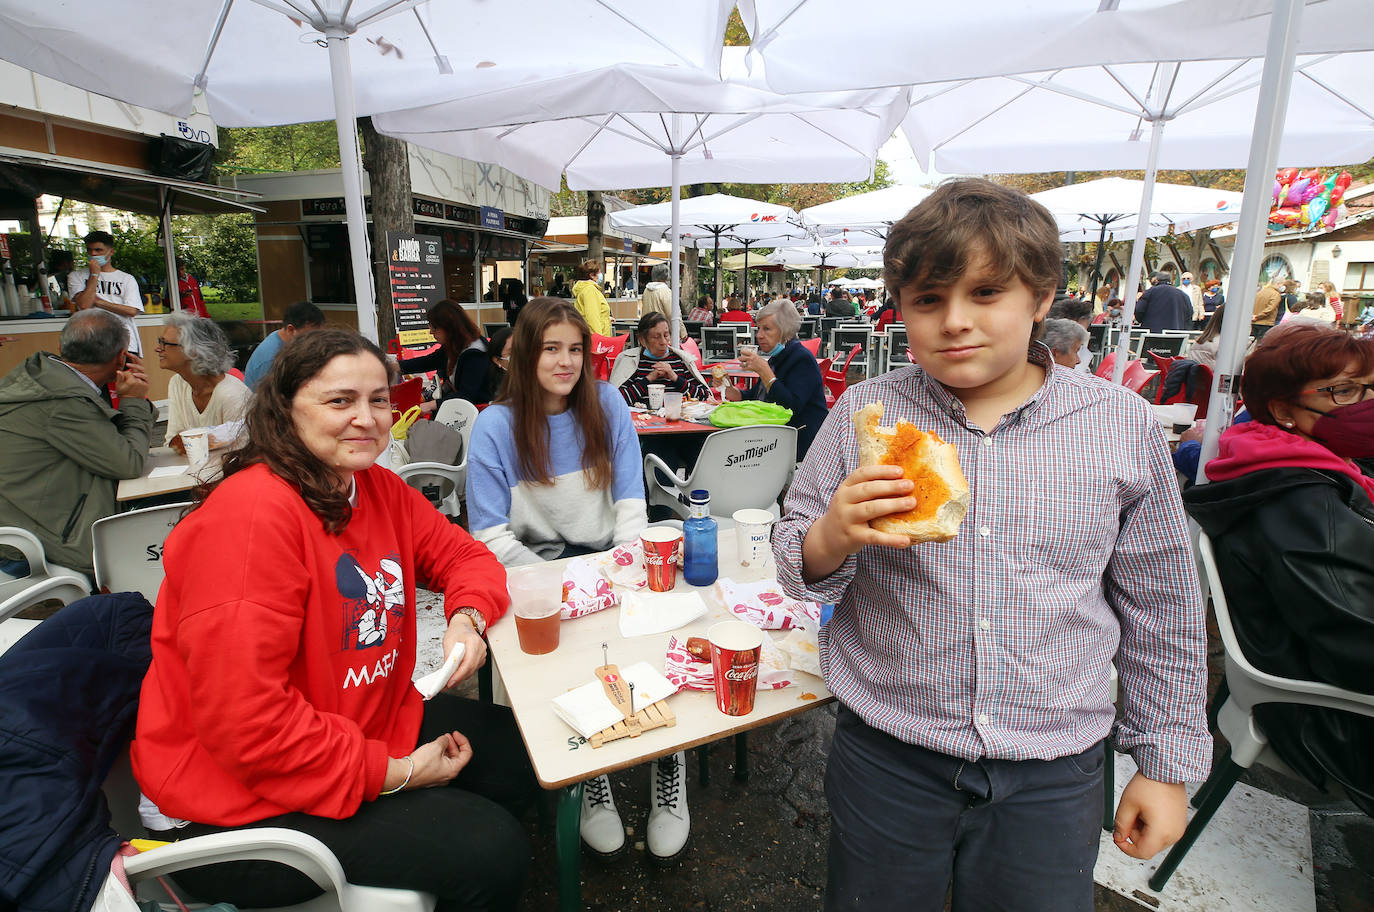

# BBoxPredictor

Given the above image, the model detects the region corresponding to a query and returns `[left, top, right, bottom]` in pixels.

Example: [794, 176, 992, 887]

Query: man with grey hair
[0, 309, 154, 578]
[639, 262, 686, 340]
[1041, 318, 1090, 370]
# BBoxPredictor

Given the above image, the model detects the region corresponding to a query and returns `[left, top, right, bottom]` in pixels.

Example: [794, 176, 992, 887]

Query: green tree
[180, 214, 259, 303]
[214, 122, 341, 175]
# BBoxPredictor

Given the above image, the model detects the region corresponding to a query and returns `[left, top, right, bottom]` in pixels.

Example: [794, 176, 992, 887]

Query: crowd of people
[0, 179, 1371, 912]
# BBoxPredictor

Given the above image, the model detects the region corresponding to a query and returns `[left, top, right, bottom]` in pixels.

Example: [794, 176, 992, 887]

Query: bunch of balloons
[1269, 168, 1352, 231]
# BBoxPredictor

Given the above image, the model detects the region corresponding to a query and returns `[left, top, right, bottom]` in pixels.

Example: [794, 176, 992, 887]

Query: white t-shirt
[68, 268, 145, 355]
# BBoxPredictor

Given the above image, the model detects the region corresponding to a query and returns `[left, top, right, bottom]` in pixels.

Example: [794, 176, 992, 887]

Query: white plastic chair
[100, 750, 435, 912]
[644, 425, 797, 522]
[1148, 531, 1374, 891]
[398, 461, 467, 518]
[0, 528, 92, 652]
[91, 503, 189, 603]
[432, 398, 479, 460]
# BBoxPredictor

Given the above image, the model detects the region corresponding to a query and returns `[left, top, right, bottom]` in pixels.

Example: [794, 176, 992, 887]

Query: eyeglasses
[1300, 381, 1374, 407]
[155, 337, 180, 349]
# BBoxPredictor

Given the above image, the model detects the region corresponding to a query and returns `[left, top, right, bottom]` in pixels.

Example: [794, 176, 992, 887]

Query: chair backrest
[830, 327, 869, 364]
[680, 336, 703, 367]
[1198, 531, 1374, 722]
[589, 333, 630, 381]
[1142, 333, 1186, 357]
[397, 462, 466, 516]
[800, 337, 822, 357]
[701, 326, 739, 362]
[389, 378, 424, 417]
[432, 397, 479, 462]
[683, 320, 705, 341]
[1158, 362, 1213, 419]
[659, 426, 799, 518]
[885, 327, 911, 372]
[91, 503, 189, 602]
[1087, 323, 1108, 355]
[1094, 351, 1119, 379]
[798, 317, 820, 341]
[482, 322, 507, 339]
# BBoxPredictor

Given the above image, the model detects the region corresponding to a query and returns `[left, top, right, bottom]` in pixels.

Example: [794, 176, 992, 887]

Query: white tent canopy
[767, 245, 884, 270]
[799, 185, 935, 244]
[739, 0, 1374, 93]
[1030, 178, 1246, 244]
[0, 0, 734, 342]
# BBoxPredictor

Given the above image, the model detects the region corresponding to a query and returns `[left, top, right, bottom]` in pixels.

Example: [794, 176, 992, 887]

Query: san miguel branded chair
[643, 425, 798, 523]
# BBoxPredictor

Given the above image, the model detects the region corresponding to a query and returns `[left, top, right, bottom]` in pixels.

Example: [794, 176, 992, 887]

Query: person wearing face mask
[69, 230, 145, 355]
[609, 312, 710, 407]
[572, 258, 612, 336]
[1183, 321, 1374, 816]
[722, 298, 827, 459]
[1179, 272, 1204, 328]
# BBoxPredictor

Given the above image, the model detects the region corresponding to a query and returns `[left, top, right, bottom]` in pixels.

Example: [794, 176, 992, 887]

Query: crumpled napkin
[561, 558, 619, 620]
[619, 590, 708, 638]
[413, 643, 467, 700]
[592, 541, 650, 591]
[714, 578, 822, 630]
[779, 627, 821, 678]
[663, 631, 794, 693]
[551, 661, 677, 739]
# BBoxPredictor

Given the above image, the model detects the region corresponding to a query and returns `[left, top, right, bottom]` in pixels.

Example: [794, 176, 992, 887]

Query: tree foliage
[214, 122, 341, 175]
[178, 214, 260, 303]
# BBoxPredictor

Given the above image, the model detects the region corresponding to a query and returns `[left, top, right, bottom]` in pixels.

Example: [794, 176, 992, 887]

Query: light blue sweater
[466, 382, 647, 566]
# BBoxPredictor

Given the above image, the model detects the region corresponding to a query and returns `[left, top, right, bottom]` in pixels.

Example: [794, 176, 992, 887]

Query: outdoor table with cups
[116, 438, 219, 503]
[483, 523, 832, 912]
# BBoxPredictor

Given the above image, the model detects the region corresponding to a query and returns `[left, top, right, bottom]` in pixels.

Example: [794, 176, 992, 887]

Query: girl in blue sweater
[466, 298, 690, 860]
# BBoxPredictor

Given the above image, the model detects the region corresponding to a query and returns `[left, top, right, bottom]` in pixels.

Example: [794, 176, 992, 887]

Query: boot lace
[585, 775, 613, 810]
[654, 754, 681, 809]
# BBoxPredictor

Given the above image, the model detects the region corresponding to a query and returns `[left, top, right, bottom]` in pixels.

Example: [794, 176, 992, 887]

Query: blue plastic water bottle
[683, 489, 719, 587]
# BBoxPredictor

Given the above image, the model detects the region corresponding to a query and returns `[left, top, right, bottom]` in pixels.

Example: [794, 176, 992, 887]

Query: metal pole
[1111, 115, 1167, 385]
[713, 233, 721, 306]
[160, 188, 180, 311]
[669, 152, 682, 342]
[325, 27, 379, 343]
[1196, 0, 1303, 483]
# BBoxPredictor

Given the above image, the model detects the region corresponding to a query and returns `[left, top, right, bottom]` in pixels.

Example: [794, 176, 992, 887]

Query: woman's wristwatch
[455, 607, 487, 636]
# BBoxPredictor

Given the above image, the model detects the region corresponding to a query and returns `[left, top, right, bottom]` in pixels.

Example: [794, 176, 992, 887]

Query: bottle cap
[689, 489, 709, 503]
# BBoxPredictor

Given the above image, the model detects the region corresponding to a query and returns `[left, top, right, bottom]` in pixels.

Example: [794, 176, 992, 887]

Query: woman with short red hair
[1184, 321, 1374, 814]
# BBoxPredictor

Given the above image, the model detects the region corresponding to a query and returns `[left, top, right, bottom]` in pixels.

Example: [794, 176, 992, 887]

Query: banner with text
[387, 231, 446, 351]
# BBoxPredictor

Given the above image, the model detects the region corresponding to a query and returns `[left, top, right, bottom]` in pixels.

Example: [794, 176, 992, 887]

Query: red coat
[132, 463, 507, 825]
[718, 310, 754, 325]
[178, 274, 208, 318]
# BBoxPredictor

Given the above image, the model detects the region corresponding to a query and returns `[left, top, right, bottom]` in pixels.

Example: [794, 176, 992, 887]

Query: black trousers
[824, 705, 1103, 912]
[156, 694, 536, 912]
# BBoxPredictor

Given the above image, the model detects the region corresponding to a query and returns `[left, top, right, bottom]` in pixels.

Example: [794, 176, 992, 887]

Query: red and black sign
[386, 231, 447, 350]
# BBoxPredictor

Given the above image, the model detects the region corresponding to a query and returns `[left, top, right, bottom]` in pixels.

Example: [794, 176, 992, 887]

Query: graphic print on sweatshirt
[335, 552, 404, 651]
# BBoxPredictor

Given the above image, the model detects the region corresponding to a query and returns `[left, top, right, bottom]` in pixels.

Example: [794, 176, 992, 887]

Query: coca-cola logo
[725, 666, 758, 682]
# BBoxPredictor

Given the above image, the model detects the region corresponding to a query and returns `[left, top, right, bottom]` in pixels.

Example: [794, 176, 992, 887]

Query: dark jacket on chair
[743, 339, 828, 460]
[0, 592, 154, 912]
[1184, 436, 1374, 815]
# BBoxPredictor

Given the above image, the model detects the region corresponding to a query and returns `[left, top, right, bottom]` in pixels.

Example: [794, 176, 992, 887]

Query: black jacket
[403, 342, 493, 406]
[744, 339, 827, 460]
[1135, 283, 1192, 332]
[1183, 465, 1374, 813]
[0, 592, 154, 912]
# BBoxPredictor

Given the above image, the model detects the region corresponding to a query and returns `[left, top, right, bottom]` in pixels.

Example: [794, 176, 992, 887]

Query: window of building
[1199, 259, 1222, 282]
[1259, 254, 1292, 284]
[1341, 262, 1374, 293]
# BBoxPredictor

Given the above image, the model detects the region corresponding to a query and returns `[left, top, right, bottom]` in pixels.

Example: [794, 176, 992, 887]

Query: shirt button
[981, 437, 994, 448]
[979, 618, 991, 631]
[978, 525, 990, 537]
[977, 713, 990, 725]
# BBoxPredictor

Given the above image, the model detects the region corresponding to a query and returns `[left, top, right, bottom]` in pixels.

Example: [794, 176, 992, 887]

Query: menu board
[386, 231, 446, 350]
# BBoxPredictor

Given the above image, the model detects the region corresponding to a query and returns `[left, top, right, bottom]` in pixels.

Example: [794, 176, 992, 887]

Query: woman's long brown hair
[426, 299, 482, 376]
[498, 297, 613, 489]
[191, 328, 390, 534]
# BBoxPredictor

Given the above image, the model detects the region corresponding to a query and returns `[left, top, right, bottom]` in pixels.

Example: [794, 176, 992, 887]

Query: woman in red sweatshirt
[1184, 322, 1374, 816]
[132, 328, 532, 911]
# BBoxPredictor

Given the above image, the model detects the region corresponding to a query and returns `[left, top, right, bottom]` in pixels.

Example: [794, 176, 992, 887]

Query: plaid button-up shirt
[773, 347, 1212, 783]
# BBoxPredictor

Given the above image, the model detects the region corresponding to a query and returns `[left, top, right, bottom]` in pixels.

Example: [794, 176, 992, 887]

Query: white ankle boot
[647, 751, 690, 860]
[579, 774, 625, 856]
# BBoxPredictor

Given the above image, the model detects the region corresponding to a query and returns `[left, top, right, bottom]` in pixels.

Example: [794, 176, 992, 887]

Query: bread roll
[853, 402, 970, 544]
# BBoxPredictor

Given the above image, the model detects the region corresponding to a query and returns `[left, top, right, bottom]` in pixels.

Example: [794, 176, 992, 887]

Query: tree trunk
[683, 247, 699, 316]
[586, 191, 605, 266]
[358, 117, 412, 353]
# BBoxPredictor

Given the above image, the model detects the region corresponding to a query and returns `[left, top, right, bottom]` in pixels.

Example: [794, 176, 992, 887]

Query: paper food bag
[715, 578, 821, 630]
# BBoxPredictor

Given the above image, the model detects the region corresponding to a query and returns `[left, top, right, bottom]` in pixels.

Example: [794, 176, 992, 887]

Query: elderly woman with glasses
[156, 311, 251, 453]
[1184, 321, 1374, 817]
[723, 298, 827, 459]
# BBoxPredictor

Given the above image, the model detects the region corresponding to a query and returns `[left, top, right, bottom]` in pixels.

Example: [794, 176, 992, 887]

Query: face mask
[762, 342, 785, 358]
[1182, 279, 1191, 285]
[91, 254, 109, 267]
[1303, 397, 1374, 458]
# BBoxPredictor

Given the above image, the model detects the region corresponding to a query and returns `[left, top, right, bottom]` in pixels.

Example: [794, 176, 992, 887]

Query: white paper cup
[647, 383, 666, 410]
[181, 427, 211, 465]
[739, 344, 758, 359]
[732, 509, 775, 568]
[663, 391, 684, 419]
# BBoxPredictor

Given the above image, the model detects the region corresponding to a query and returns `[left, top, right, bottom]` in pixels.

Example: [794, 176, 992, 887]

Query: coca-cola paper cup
[641, 527, 683, 592]
[708, 620, 763, 716]
[732, 509, 775, 568]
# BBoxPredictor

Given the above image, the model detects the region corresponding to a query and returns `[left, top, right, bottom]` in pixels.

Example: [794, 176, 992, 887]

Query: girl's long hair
[427, 299, 482, 376]
[192, 328, 390, 534]
[499, 297, 613, 489]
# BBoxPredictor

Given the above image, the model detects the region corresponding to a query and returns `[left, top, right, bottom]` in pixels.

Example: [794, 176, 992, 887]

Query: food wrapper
[779, 627, 822, 678]
[663, 631, 794, 693]
[560, 558, 618, 620]
[592, 541, 649, 591]
[714, 578, 822, 630]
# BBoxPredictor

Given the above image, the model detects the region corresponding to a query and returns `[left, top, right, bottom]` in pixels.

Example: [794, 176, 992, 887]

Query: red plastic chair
[589, 333, 630, 381]
[801, 337, 822, 357]
[1157, 362, 1213, 419]
[821, 344, 862, 404]
[680, 337, 703, 367]
[1121, 359, 1157, 396]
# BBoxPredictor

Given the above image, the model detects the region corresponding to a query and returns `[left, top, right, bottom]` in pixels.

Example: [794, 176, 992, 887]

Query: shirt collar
[53, 357, 103, 395]
[912, 342, 1057, 432]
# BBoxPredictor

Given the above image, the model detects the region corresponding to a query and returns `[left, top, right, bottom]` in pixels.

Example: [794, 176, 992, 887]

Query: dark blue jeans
[824, 704, 1103, 912]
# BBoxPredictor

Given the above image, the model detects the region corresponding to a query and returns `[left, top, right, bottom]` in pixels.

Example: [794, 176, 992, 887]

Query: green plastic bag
[708, 401, 793, 427]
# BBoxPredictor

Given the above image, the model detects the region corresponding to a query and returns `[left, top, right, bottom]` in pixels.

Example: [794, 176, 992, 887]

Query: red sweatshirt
[132, 463, 507, 825]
